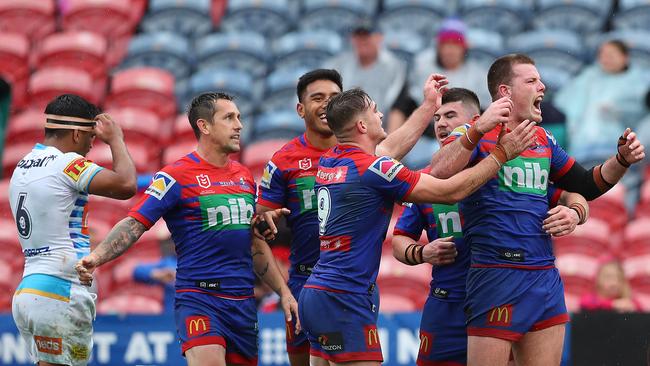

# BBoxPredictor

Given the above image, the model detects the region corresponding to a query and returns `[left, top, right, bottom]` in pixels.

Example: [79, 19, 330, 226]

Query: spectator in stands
[388, 17, 489, 169]
[580, 256, 642, 313]
[554, 40, 648, 166]
[323, 18, 407, 125]
[132, 237, 177, 313]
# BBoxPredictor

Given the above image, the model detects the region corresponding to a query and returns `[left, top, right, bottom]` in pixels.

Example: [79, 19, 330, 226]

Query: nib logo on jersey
[498, 157, 549, 195]
[200, 193, 254, 231]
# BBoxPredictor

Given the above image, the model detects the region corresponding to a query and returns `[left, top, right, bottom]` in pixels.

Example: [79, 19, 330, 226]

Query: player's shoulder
[230, 160, 254, 180]
[537, 126, 557, 146]
[270, 135, 309, 167]
[362, 155, 408, 182]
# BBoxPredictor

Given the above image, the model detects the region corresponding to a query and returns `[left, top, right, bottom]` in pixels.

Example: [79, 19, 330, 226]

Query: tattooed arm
[75, 217, 147, 285]
[251, 236, 300, 328]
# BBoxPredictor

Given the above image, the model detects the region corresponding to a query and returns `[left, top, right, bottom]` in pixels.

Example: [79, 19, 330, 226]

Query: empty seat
[533, 0, 613, 34]
[378, 0, 449, 39]
[507, 30, 585, 75]
[384, 30, 427, 66]
[588, 183, 628, 235]
[188, 68, 255, 117]
[556, 253, 599, 294]
[86, 194, 135, 225]
[299, 0, 374, 35]
[141, 0, 213, 38]
[6, 109, 44, 144]
[273, 30, 343, 72]
[379, 293, 418, 313]
[162, 141, 198, 166]
[623, 254, 650, 294]
[537, 65, 573, 94]
[221, 0, 293, 38]
[120, 32, 193, 81]
[28, 67, 99, 110]
[552, 217, 611, 257]
[622, 217, 650, 257]
[466, 28, 505, 66]
[86, 141, 156, 173]
[61, 0, 134, 39]
[460, 0, 532, 35]
[0, 32, 30, 107]
[106, 67, 177, 123]
[0, 0, 55, 42]
[635, 181, 650, 218]
[261, 67, 308, 114]
[241, 138, 290, 180]
[97, 293, 163, 315]
[253, 110, 304, 141]
[195, 32, 268, 78]
[104, 107, 163, 152]
[613, 0, 650, 31]
[35, 32, 108, 80]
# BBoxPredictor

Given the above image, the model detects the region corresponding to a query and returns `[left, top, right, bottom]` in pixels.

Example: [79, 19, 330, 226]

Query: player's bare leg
[186, 344, 227, 366]
[309, 355, 330, 366]
[512, 324, 565, 366]
[468, 335, 511, 366]
[289, 352, 310, 366]
[38, 362, 66, 365]
[330, 361, 381, 366]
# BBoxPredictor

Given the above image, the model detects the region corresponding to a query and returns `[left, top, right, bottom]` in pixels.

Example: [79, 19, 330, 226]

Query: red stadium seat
[377, 275, 428, 309]
[5, 109, 44, 143]
[634, 181, 650, 219]
[2, 142, 33, 177]
[28, 67, 100, 110]
[0, 0, 56, 42]
[378, 254, 431, 286]
[0, 179, 12, 219]
[379, 293, 418, 313]
[241, 139, 290, 181]
[97, 293, 163, 315]
[623, 253, 650, 294]
[556, 253, 599, 296]
[0, 32, 30, 110]
[0, 219, 25, 270]
[173, 114, 196, 143]
[112, 256, 162, 286]
[61, 0, 134, 39]
[588, 183, 628, 235]
[106, 67, 177, 123]
[87, 140, 157, 173]
[104, 107, 163, 152]
[86, 194, 137, 227]
[35, 31, 108, 80]
[162, 141, 197, 166]
[552, 217, 611, 257]
[621, 217, 650, 257]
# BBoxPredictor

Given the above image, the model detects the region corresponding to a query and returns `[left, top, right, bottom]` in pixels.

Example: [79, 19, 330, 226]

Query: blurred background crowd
[0, 0, 649, 318]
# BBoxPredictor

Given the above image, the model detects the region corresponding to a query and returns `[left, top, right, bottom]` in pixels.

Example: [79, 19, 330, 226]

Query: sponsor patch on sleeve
[63, 157, 92, 182]
[368, 156, 404, 182]
[145, 171, 176, 200]
[545, 128, 557, 145]
[260, 161, 278, 189]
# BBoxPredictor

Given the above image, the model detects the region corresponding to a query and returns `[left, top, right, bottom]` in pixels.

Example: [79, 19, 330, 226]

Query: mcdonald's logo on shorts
[419, 330, 433, 356]
[487, 304, 513, 327]
[186, 315, 210, 337]
[364, 325, 381, 349]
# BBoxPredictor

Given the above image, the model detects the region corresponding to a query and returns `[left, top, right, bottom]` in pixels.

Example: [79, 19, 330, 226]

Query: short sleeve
[60, 154, 104, 193]
[128, 171, 181, 229]
[546, 184, 563, 208]
[257, 159, 285, 209]
[361, 156, 421, 202]
[393, 203, 426, 240]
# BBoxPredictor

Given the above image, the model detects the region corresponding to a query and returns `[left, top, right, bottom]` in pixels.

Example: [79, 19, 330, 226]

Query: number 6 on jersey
[317, 187, 331, 236]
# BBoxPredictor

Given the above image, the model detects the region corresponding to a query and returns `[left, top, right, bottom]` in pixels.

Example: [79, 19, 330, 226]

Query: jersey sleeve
[546, 184, 563, 208]
[361, 156, 421, 202]
[257, 159, 285, 209]
[442, 123, 479, 162]
[545, 128, 575, 181]
[128, 170, 181, 229]
[59, 154, 104, 193]
[393, 203, 426, 240]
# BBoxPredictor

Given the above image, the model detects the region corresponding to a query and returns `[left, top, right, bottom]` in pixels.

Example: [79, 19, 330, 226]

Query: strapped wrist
[460, 125, 483, 150]
[569, 202, 587, 225]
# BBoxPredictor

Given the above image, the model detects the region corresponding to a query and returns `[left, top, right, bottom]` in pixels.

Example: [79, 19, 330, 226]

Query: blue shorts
[418, 297, 466, 366]
[286, 278, 309, 354]
[465, 267, 569, 342]
[175, 290, 258, 365]
[298, 286, 383, 363]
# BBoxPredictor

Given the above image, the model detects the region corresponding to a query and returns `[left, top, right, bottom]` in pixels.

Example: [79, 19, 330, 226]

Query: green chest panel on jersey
[498, 157, 549, 196]
[296, 176, 317, 213]
[433, 203, 463, 238]
[199, 193, 254, 231]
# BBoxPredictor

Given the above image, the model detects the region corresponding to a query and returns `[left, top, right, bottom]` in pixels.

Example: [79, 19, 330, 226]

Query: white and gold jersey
[9, 143, 103, 283]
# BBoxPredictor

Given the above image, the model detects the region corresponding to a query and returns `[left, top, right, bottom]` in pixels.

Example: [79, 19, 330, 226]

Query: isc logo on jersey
[260, 161, 278, 189]
[368, 156, 404, 182]
[145, 172, 176, 200]
[498, 157, 549, 195]
[200, 193, 255, 231]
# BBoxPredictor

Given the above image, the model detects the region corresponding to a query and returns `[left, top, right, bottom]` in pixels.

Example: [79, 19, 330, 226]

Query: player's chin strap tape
[44, 114, 96, 132]
[556, 162, 614, 201]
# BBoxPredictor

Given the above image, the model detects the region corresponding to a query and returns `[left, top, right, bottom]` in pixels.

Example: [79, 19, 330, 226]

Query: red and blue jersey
[129, 152, 256, 298]
[444, 123, 574, 269]
[257, 134, 328, 281]
[393, 168, 565, 301]
[305, 145, 420, 294]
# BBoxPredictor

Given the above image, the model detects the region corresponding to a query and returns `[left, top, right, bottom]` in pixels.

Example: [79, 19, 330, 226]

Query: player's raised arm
[75, 217, 147, 285]
[376, 74, 448, 160]
[86, 113, 137, 199]
[429, 96, 513, 179]
[407, 119, 536, 204]
[251, 236, 300, 331]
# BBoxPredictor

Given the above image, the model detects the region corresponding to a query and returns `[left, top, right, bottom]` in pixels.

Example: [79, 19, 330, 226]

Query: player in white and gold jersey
[9, 94, 137, 366]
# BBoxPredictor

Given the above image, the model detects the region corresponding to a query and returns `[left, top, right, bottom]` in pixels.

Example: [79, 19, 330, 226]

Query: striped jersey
[9, 143, 103, 283]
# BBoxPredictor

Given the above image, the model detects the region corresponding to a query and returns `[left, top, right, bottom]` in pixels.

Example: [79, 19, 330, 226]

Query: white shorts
[12, 274, 96, 366]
